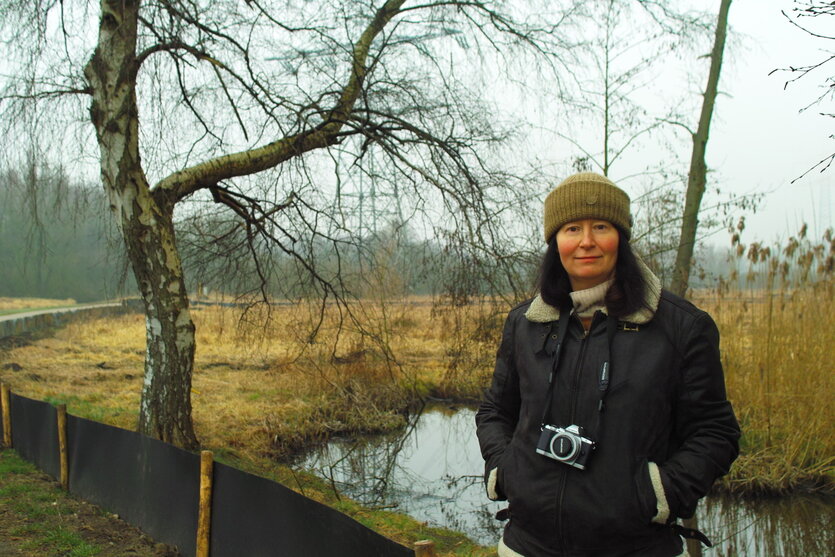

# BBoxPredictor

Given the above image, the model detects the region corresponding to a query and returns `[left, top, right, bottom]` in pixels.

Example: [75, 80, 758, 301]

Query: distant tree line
[1, 160, 539, 304]
[1, 160, 760, 304]
[0, 162, 131, 302]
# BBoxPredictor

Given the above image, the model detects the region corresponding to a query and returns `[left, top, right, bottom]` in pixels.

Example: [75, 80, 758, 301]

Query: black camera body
[535, 424, 595, 470]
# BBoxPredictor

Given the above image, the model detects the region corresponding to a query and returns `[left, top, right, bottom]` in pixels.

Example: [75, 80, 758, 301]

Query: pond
[295, 405, 833, 556]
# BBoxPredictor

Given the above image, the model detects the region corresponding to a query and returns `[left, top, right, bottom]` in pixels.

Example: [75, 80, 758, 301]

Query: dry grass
[697, 282, 834, 494]
[0, 297, 502, 555]
[0, 298, 501, 463]
[0, 297, 76, 312]
[0, 314, 145, 429]
[190, 297, 503, 459]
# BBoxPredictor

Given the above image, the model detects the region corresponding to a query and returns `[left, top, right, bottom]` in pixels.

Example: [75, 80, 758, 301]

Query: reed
[696, 225, 834, 494]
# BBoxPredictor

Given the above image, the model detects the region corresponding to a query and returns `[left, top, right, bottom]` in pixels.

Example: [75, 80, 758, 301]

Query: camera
[535, 424, 595, 470]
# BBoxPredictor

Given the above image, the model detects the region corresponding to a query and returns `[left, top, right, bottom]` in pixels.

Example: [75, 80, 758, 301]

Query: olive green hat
[543, 172, 632, 242]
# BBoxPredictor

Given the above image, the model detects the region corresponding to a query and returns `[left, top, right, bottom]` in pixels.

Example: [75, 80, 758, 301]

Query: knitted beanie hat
[543, 172, 632, 242]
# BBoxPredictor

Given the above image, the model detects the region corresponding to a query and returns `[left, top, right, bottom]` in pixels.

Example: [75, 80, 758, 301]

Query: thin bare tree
[562, 0, 707, 176]
[670, 0, 733, 297]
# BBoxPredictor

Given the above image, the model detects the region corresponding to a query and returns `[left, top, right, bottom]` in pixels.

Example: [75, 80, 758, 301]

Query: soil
[0, 451, 177, 557]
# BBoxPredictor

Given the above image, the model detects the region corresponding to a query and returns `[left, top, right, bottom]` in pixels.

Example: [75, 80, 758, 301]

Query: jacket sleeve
[475, 310, 521, 501]
[659, 311, 740, 520]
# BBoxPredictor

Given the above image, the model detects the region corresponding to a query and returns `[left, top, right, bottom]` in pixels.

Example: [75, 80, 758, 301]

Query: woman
[476, 172, 740, 557]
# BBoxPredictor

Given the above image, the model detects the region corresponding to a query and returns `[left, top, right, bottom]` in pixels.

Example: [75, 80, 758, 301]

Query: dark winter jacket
[475, 266, 740, 557]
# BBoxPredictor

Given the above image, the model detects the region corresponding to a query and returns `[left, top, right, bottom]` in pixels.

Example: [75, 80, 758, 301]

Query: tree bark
[130, 207, 198, 450]
[84, 0, 198, 449]
[670, 0, 732, 297]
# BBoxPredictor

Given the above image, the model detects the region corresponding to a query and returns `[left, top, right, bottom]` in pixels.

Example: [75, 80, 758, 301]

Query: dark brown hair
[537, 226, 649, 318]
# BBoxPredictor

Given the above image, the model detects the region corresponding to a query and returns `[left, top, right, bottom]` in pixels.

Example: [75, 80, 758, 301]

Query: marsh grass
[696, 225, 834, 494]
[1, 273, 831, 497]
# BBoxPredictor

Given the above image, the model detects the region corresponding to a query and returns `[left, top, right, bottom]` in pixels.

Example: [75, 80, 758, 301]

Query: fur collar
[524, 258, 662, 324]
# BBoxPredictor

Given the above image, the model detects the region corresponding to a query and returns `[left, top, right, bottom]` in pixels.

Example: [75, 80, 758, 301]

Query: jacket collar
[524, 257, 662, 324]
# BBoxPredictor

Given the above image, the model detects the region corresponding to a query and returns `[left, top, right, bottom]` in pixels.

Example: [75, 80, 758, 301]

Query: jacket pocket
[502, 439, 562, 533]
[500, 442, 530, 517]
[596, 456, 657, 532]
[497, 443, 514, 501]
[562, 455, 658, 548]
[485, 449, 509, 501]
[634, 457, 658, 524]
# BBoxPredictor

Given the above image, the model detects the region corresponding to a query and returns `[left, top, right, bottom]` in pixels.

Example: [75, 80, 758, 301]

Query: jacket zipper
[568, 316, 593, 428]
[557, 315, 595, 553]
[556, 468, 568, 553]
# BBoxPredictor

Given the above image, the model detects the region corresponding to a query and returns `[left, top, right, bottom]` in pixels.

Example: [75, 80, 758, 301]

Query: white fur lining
[487, 467, 500, 501]
[649, 461, 671, 524]
[524, 256, 661, 324]
[524, 294, 561, 322]
[498, 537, 525, 557]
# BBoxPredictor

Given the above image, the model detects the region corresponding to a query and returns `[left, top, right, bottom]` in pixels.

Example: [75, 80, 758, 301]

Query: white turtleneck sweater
[568, 279, 613, 329]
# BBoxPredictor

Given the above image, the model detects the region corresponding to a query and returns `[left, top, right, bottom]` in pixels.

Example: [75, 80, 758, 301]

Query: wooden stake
[196, 450, 214, 557]
[57, 404, 68, 490]
[414, 540, 436, 557]
[1, 383, 10, 448]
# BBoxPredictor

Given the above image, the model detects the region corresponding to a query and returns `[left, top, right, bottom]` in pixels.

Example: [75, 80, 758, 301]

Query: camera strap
[671, 524, 713, 548]
[539, 312, 571, 429]
[597, 314, 618, 412]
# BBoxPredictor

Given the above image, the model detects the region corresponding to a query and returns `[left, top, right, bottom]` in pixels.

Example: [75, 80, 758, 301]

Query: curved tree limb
[153, 0, 407, 203]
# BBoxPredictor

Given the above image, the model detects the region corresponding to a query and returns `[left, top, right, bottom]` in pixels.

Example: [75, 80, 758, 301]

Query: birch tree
[0, 1, 578, 448]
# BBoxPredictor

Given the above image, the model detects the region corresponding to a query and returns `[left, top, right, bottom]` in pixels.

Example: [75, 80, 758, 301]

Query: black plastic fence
[1, 391, 416, 557]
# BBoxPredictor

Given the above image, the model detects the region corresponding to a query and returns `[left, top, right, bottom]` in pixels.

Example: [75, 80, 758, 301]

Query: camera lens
[550, 433, 576, 460]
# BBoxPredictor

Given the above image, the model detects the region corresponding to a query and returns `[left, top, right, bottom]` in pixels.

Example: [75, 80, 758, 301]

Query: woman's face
[556, 219, 620, 291]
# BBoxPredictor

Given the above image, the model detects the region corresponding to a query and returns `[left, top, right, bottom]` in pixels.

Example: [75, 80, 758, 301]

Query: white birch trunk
[84, 0, 198, 449]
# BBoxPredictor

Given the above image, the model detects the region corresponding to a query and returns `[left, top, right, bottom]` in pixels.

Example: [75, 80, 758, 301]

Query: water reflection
[295, 405, 833, 555]
[699, 495, 833, 557]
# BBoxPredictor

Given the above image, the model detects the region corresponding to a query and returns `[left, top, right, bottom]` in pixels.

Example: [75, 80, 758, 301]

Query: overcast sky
[2, 0, 830, 250]
[706, 0, 832, 244]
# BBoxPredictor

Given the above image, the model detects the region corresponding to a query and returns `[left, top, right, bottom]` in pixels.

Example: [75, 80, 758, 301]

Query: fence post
[414, 539, 436, 557]
[57, 404, 68, 490]
[196, 450, 214, 557]
[1, 383, 10, 448]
